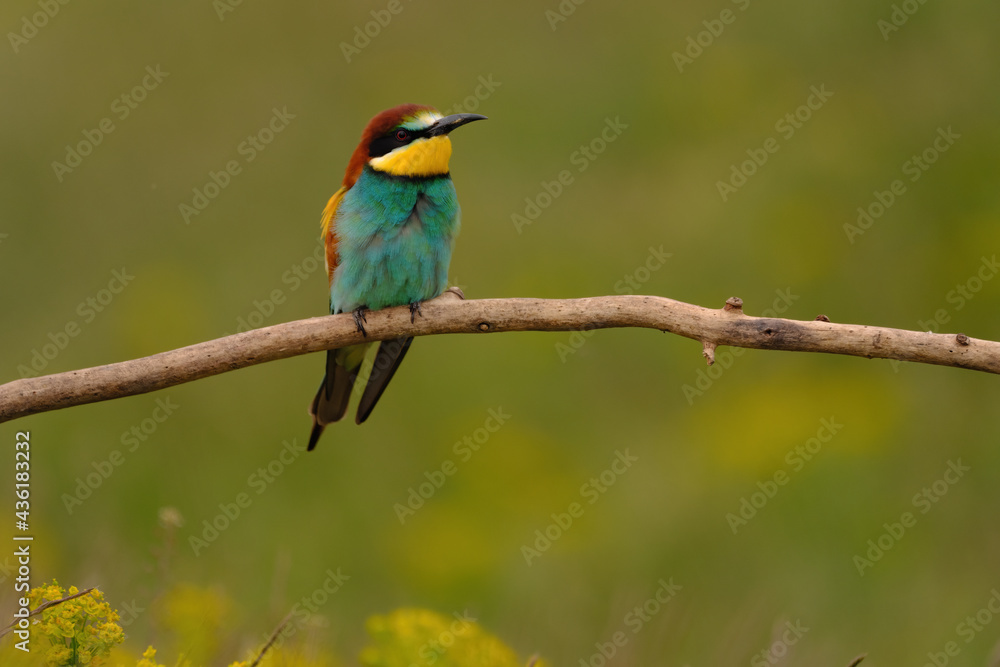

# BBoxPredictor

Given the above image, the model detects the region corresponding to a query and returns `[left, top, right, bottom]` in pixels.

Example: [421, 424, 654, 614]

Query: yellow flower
[361, 608, 536, 667]
[25, 580, 125, 666]
[136, 646, 167, 667]
[45, 644, 73, 664]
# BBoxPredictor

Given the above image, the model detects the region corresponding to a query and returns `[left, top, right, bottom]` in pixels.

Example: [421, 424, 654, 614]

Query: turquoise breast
[329, 166, 461, 313]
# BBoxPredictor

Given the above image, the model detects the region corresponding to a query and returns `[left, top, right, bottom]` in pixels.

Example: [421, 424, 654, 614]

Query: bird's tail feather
[356, 336, 413, 425]
[307, 349, 357, 450]
[307, 338, 413, 449]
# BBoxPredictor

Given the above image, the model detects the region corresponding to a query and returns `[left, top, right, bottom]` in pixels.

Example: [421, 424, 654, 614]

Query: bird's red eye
[395, 129, 408, 141]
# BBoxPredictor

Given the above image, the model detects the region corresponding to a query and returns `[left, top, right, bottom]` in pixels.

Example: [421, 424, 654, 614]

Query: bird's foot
[352, 306, 369, 337]
[409, 301, 423, 324]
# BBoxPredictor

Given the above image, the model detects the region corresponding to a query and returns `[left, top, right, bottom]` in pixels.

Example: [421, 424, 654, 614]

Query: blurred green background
[3, 0, 1000, 664]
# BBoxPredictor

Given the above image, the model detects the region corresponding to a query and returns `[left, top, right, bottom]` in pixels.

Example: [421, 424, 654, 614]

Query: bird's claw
[353, 307, 368, 337]
[409, 302, 423, 324]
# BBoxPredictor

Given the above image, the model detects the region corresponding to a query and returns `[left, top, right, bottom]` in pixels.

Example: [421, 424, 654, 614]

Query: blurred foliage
[0, 582, 536, 666]
[2, 0, 1000, 664]
[155, 583, 232, 666]
[360, 608, 538, 667]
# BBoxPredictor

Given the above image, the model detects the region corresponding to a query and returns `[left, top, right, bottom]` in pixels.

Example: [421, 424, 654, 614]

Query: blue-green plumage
[330, 166, 460, 313]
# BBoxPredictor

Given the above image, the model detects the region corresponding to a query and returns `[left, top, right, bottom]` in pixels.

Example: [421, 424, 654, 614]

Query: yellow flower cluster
[361, 608, 538, 667]
[28, 581, 125, 666]
[3, 581, 542, 667]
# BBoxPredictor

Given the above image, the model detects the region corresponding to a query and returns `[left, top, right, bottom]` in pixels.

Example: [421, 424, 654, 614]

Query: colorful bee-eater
[307, 104, 486, 451]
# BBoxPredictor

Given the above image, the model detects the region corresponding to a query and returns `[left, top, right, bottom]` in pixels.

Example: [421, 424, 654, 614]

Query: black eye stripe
[368, 127, 430, 158]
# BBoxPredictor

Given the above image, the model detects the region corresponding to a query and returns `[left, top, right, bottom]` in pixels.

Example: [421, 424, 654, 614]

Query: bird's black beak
[427, 113, 488, 137]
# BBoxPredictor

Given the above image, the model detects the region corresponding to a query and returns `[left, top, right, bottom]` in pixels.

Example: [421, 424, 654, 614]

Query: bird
[307, 104, 487, 451]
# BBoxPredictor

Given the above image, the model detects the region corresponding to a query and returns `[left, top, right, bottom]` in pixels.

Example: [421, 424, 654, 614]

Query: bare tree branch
[2, 289, 997, 424]
[0, 587, 95, 639]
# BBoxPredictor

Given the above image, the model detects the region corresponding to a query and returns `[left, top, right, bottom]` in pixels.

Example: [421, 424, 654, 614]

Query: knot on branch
[723, 297, 744, 314]
[702, 341, 717, 366]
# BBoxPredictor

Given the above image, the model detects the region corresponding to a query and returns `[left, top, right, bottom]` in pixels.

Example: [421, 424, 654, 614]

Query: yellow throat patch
[369, 135, 453, 178]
